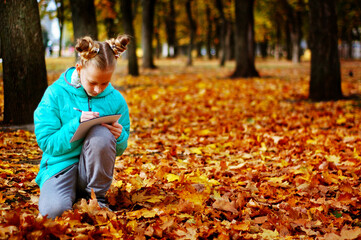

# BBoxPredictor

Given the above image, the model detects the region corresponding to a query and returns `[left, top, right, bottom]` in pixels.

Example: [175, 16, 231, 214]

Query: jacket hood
[54, 67, 115, 98]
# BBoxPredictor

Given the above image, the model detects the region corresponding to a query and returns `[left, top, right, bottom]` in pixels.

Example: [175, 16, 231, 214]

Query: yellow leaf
[179, 191, 207, 207]
[124, 167, 135, 174]
[166, 173, 180, 182]
[0, 168, 13, 174]
[126, 183, 133, 193]
[233, 221, 250, 231]
[132, 191, 166, 203]
[113, 180, 123, 188]
[146, 195, 166, 203]
[260, 142, 267, 151]
[326, 155, 340, 164]
[190, 147, 203, 155]
[306, 139, 317, 145]
[208, 179, 220, 185]
[199, 129, 211, 136]
[260, 229, 279, 239]
[126, 220, 138, 231]
[142, 162, 155, 171]
[177, 213, 194, 219]
[213, 190, 221, 200]
[336, 117, 347, 125]
[127, 208, 162, 219]
[0, 194, 5, 203]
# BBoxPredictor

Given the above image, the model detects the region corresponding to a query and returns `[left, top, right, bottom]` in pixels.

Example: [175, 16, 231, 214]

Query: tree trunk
[104, 0, 117, 38]
[347, 30, 353, 59]
[231, 0, 259, 78]
[196, 41, 202, 58]
[275, 18, 281, 60]
[0, 0, 48, 124]
[155, 13, 162, 59]
[225, 22, 233, 61]
[282, 0, 303, 63]
[260, 39, 268, 58]
[291, 3, 302, 63]
[309, 0, 342, 101]
[216, 0, 226, 66]
[70, 0, 98, 41]
[206, 4, 212, 59]
[165, 0, 177, 58]
[120, 0, 139, 76]
[55, 0, 64, 57]
[104, 18, 116, 39]
[142, 0, 157, 69]
[186, 0, 196, 66]
[214, 18, 221, 59]
[285, 19, 292, 61]
[291, 27, 300, 63]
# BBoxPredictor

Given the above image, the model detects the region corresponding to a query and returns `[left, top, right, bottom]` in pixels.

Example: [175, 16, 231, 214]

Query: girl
[34, 35, 130, 219]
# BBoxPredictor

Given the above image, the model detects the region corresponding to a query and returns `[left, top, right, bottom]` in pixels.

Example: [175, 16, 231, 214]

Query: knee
[39, 198, 72, 219]
[86, 125, 116, 150]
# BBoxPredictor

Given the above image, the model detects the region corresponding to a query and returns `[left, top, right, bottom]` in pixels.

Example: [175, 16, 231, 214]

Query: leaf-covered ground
[1, 59, 361, 239]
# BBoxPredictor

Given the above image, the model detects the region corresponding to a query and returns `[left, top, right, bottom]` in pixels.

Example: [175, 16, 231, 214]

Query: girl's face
[76, 63, 114, 97]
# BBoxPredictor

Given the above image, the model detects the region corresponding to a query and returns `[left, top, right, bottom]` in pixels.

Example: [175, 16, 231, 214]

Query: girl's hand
[102, 121, 123, 139]
[80, 111, 100, 122]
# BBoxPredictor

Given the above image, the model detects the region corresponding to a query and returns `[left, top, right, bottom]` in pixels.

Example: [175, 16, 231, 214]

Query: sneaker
[98, 201, 112, 212]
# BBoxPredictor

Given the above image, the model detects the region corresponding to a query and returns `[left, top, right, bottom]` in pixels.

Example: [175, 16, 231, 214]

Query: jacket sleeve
[34, 87, 81, 157]
[115, 99, 130, 156]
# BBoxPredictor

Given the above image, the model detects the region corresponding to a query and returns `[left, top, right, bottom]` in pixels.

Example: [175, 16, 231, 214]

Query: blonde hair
[75, 35, 130, 70]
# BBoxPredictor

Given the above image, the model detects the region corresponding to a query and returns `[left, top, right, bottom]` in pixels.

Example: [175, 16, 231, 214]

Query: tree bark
[216, 0, 227, 66]
[285, 19, 292, 61]
[104, 0, 117, 38]
[120, 0, 139, 76]
[291, 2, 302, 63]
[260, 39, 268, 58]
[186, 0, 196, 66]
[309, 0, 342, 101]
[0, 0, 48, 124]
[142, 0, 157, 68]
[275, 14, 282, 61]
[225, 22, 233, 61]
[70, 0, 98, 41]
[282, 0, 303, 63]
[55, 0, 64, 57]
[214, 18, 221, 58]
[206, 4, 212, 59]
[155, 12, 162, 59]
[165, 0, 177, 58]
[231, 0, 259, 78]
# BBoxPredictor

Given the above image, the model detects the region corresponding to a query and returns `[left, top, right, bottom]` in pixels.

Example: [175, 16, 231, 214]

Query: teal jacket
[34, 67, 130, 189]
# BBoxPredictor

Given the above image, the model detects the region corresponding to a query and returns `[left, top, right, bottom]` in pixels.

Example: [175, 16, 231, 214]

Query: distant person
[47, 40, 53, 56]
[34, 35, 131, 219]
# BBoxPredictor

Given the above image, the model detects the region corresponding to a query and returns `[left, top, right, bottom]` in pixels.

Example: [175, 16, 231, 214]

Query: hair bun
[75, 36, 100, 61]
[106, 35, 130, 58]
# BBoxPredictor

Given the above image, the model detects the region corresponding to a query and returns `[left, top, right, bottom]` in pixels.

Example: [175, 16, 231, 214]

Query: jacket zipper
[88, 96, 92, 111]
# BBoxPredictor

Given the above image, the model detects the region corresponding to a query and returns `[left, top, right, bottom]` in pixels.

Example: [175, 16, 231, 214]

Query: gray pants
[38, 125, 116, 219]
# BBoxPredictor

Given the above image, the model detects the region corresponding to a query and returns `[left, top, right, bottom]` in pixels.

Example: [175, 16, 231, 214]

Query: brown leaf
[212, 195, 238, 214]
